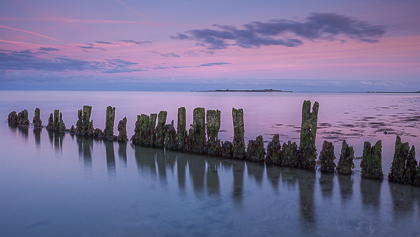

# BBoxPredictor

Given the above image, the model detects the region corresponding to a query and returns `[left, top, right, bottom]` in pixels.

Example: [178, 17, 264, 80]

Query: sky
[0, 0, 419, 92]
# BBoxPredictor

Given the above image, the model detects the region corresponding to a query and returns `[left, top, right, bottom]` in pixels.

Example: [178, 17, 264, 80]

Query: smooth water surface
[1, 91, 420, 236]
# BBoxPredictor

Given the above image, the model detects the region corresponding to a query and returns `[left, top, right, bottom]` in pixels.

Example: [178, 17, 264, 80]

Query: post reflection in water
[33, 128, 41, 148]
[206, 157, 221, 197]
[155, 149, 167, 186]
[177, 153, 187, 195]
[360, 178, 382, 212]
[118, 142, 127, 165]
[232, 160, 245, 208]
[187, 153, 206, 199]
[337, 175, 353, 204]
[134, 146, 157, 179]
[247, 162, 264, 185]
[389, 182, 419, 221]
[16, 125, 28, 141]
[298, 171, 316, 232]
[76, 136, 93, 169]
[266, 165, 281, 193]
[48, 131, 64, 151]
[104, 140, 116, 176]
[319, 172, 334, 199]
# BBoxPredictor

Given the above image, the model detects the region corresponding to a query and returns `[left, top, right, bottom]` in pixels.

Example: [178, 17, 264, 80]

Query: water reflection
[360, 178, 382, 212]
[389, 182, 419, 221]
[247, 162, 264, 185]
[118, 142, 127, 165]
[337, 175, 353, 204]
[266, 165, 281, 192]
[77, 136, 93, 169]
[206, 157, 220, 197]
[18, 126, 28, 141]
[104, 140, 116, 176]
[232, 160, 245, 208]
[156, 149, 167, 186]
[319, 172, 334, 199]
[188, 153, 206, 199]
[33, 128, 41, 148]
[177, 153, 187, 195]
[298, 171, 316, 232]
[134, 146, 157, 179]
[48, 131, 64, 151]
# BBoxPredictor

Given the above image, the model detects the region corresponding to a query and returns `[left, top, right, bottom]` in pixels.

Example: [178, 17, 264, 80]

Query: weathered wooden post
[299, 100, 319, 169]
[18, 110, 30, 126]
[155, 111, 167, 147]
[389, 136, 417, 184]
[336, 140, 355, 175]
[246, 135, 265, 162]
[47, 110, 65, 131]
[360, 140, 383, 179]
[177, 107, 187, 151]
[189, 107, 206, 154]
[221, 141, 233, 158]
[232, 108, 246, 159]
[76, 105, 92, 136]
[282, 141, 299, 166]
[165, 120, 178, 150]
[7, 111, 18, 125]
[266, 134, 282, 165]
[104, 106, 115, 140]
[318, 141, 336, 173]
[117, 117, 128, 142]
[207, 109, 221, 156]
[33, 108, 42, 128]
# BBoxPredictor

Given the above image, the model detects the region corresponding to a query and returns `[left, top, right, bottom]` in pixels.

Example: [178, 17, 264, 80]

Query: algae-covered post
[104, 106, 116, 140]
[131, 114, 148, 145]
[46, 110, 65, 131]
[282, 141, 299, 167]
[318, 141, 336, 173]
[246, 135, 265, 162]
[117, 117, 128, 142]
[336, 140, 355, 175]
[360, 140, 383, 179]
[266, 134, 282, 165]
[299, 100, 319, 169]
[164, 120, 178, 150]
[155, 111, 167, 147]
[189, 107, 206, 154]
[33, 108, 42, 128]
[18, 110, 30, 126]
[8, 111, 18, 125]
[221, 141, 233, 158]
[207, 109, 221, 156]
[177, 107, 187, 151]
[389, 136, 417, 184]
[76, 105, 92, 136]
[232, 108, 246, 159]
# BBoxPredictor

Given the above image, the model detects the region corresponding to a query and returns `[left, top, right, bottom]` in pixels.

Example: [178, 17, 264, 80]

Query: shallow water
[1, 91, 420, 236]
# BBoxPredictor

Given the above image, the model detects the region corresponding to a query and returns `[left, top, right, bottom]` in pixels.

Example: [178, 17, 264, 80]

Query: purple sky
[0, 0, 419, 91]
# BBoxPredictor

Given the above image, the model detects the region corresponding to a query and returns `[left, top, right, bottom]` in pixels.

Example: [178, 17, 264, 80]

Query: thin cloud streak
[0, 25, 65, 43]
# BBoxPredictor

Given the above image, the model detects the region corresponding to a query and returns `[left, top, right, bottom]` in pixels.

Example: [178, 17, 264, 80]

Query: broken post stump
[282, 141, 299, 167]
[360, 140, 383, 179]
[189, 107, 206, 154]
[389, 136, 417, 184]
[104, 106, 115, 140]
[47, 110, 65, 132]
[318, 141, 336, 173]
[164, 120, 178, 150]
[299, 100, 319, 169]
[266, 134, 282, 165]
[221, 141, 233, 158]
[177, 107, 187, 151]
[246, 135, 265, 162]
[207, 109, 221, 156]
[336, 140, 355, 175]
[155, 111, 167, 147]
[232, 108, 246, 159]
[117, 117, 128, 142]
[76, 105, 92, 136]
[33, 108, 42, 128]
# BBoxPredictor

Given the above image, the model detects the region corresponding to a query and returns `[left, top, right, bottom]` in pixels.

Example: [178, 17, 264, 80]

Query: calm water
[1, 91, 420, 236]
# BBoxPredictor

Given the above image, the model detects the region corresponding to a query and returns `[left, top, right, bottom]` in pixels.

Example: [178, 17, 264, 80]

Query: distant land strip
[199, 89, 294, 92]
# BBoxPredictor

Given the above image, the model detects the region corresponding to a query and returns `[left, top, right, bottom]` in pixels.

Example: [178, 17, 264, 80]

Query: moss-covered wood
[117, 117, 128, 142]
[7, 111, 18, 125]
[104, 106, 115, 140]
[232, 108, 246, 159]
[360, 140, 383, 179]
[282, 141, 299, 167]
[336, 140, 355, 175]
[164, 121, 178, 150]
[18, 109, 30, 126]
[318, 141, 336, 173]
[221, 141, 233, 158]
[299, 100, 319, 170]
[148, 113, 157, 146]
[76, 105, 92, 136]
[132, 114, 149, 145]
[266, 134, 282, 165]
[247, 135, 265, 162]
[207, 109, 221, 156]
[155, 111, 167, 147]
[33, 108, 42, 128]
[389, 136, 417, 184]
[46, 110, 65, 131]
[189, 107, 206, 154]
[177, 107, 187, 151]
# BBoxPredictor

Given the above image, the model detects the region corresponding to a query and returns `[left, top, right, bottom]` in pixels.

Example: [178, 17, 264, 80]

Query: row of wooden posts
[7, 100, 420, 186]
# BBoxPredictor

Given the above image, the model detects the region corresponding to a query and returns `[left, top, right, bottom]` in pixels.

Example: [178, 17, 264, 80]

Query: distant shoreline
[366, 91, 420, 93]
[199, 89, 294, 92]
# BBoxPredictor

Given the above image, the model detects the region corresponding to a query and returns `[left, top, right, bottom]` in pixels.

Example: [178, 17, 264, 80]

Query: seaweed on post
[155, 111, 167, 147]
[76, 105, 92, 136]
[266, 134, 282, 165]
[336, 140, 355, 175]
[46, 110, 65, 132]
[360, 140, 383, 180]
[246, 135, 265, 162]
[207, 109, 221, 156]
[33, 108, 42, 128]
[177, 107, 188, 151]
[232, 108, 246, 159]
[17, 109, 30, 126]
[164, 120, 178, 150]
[221, 141, 233, 158]
[299, 100, 319, 170]
[188, 107, 206, 154]
[389, 136, 417, 184]
[318, 141, 336, 173]
[104, 106, 116, 140]
[117, 117, 128, 142]
[282, 141, 299, 167]
[8, 111, 18, 125]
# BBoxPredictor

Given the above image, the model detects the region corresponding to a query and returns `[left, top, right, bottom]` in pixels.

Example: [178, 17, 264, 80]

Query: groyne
[7, 100, 420, 186]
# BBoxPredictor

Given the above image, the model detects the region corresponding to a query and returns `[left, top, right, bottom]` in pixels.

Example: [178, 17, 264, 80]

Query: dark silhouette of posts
[104, 106, 115, 140]
[232, 108, 246, 159]
[389, 136, 417, 184]
[299, 100, 319, 169]
[177, 107, 187, 151]
[207, 109, 221, 156]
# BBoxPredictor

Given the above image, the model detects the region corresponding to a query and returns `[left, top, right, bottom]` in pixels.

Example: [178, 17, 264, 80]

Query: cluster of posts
[7, 100, 420, 186]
